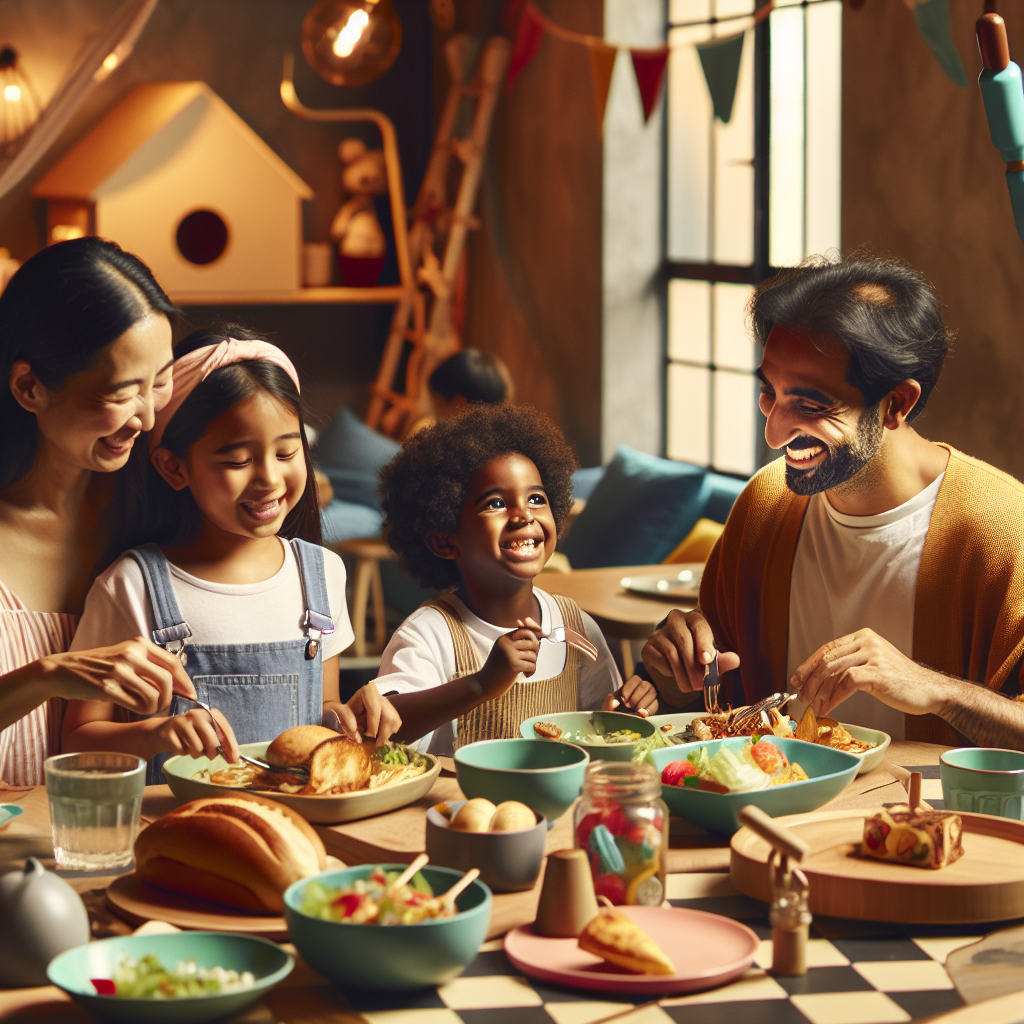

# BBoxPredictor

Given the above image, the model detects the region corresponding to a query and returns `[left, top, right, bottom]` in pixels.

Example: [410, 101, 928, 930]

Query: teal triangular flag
[696, 31, 746, 123]
[913, 0, 968, 88]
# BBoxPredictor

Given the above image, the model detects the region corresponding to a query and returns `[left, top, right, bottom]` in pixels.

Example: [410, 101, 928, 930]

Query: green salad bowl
[454, 737, 590, 824]
[651, 737, 859, 835]
[47, 931, 293, 1023]
[519, 711, 656, 762]
[284, 864, 491, 991]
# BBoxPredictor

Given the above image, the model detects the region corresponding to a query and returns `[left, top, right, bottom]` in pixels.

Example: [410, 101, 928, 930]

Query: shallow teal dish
[0, 803, 24, 828]
[519, 711, 655, 762]
[47, 931, 293, 1023]
[940, 747, 1024, 820]
[454, 737, 590, 823]
[651, 737, 859, 835]
[284, 864, 491, 991]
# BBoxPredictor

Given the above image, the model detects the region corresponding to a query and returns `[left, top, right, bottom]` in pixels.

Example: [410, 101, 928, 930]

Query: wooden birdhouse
[32, 82, 313, 297]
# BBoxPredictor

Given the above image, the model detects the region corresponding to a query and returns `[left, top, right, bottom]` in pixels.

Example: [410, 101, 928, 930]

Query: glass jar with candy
[573, 760, 669, 906]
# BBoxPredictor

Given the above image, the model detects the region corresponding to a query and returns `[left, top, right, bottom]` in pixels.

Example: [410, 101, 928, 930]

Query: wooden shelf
[169, 285, 408, 306]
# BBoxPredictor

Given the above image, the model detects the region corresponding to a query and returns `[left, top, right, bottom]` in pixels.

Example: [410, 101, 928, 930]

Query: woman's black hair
[379, 403, 577, 590]
[429, 348, 510, 404]
[0, 237, 178, 491]
[749, 252, 951, 421]
[113, 324, 321, 554]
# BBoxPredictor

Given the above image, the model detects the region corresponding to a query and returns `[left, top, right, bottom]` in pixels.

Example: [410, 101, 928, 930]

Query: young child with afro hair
[376, 403, 658, 755]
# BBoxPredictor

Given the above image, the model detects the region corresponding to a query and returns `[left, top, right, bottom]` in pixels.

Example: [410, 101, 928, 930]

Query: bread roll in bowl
[266, 725, 339, 768]
[450, 798, 497, 832]
[135, 793, 327, 912]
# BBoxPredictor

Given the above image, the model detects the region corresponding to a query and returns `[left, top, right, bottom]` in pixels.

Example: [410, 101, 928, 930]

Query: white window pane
[668, 363, 710, 466]
[713, 27, 754, 264]
[667, 21, 712, 262]
[713, 369, 756, 475]
[806, 1, 842, 256]
[713, 283, 755, 370]
[769, 6, 805, 267]
[669, 0, 711, 23]
[715, 0, 755, 16]
[668, 279, 711, 363]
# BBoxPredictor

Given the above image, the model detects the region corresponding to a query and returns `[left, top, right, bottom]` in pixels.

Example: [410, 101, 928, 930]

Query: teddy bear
[330, 137, 388, 287]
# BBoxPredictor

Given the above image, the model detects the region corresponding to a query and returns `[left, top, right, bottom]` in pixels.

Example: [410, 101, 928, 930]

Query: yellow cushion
[663, 517, 724, 565]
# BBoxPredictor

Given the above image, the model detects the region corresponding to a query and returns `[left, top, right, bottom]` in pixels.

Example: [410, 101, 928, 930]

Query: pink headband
[149, 339, 301, 452]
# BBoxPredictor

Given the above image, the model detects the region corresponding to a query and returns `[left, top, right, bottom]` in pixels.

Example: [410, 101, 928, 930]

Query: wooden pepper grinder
[738, 805, 813, 976]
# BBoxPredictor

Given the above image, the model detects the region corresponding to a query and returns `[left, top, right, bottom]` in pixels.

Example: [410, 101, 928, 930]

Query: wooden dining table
[1, 741, 1021, 1024]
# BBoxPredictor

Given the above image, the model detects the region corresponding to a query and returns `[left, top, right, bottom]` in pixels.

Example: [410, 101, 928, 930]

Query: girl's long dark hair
[111, 325, 321, 558]
[0, 237, 177, 491]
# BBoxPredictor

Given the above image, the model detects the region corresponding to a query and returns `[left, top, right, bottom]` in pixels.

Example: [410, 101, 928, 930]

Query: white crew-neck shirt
[72, 538, 354, 661]
[374, 589, 621, 756]
[786, 473, 945, 739]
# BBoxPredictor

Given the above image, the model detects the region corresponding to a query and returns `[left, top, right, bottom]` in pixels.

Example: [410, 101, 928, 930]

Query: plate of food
[504, 903, 758, 996]
[162, 726, 440, 824]
[519, 711, 656, 762]
[650, 735, 860, 834]
[619, 565, 703, 602]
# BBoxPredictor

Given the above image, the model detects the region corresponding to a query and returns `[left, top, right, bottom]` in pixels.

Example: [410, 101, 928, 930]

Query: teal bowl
[454, 738, 590, 824]
[651, 737, 859, 835]
[519, 711, 656, 762]
[47, 932, 293, 1023]
[284, 864, 492, 991]
[940, 747, 1024, 819]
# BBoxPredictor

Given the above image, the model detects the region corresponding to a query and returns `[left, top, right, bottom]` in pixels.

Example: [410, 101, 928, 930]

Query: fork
[180, 697, 308, 777]
[703, 652, 721, 714]
[730, 691, 799, 731]
[540, 625, 599, 662]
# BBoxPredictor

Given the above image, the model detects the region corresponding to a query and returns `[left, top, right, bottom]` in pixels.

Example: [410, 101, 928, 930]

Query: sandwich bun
[135, 793, 326, 913]
[266, 725, 339, 767]
[450, 798, 497, 832]
[302, 736, 373, 795]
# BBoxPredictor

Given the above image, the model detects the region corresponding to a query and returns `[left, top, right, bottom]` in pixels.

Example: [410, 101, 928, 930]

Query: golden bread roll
[265, 725, 339, 767]
[302, 737, 373, 795]
[450, 798, 497, 832]
[490, 801, 537, 832]
[135, 793, 326, 912]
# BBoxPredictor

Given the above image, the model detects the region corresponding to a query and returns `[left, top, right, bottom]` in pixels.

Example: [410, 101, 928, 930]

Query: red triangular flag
[630, 47, 669, 121]
[507, 2, 546, 91]
[588, 42, 618, 135]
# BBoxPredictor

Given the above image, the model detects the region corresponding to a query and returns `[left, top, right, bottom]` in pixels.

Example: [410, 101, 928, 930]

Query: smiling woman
[0, 237, 198, 785]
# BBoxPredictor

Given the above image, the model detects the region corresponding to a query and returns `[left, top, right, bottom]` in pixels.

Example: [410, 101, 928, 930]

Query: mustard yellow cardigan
[699, 445, 1024, 745]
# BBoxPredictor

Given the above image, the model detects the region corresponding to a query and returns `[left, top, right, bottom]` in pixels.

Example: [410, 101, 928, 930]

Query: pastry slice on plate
[578, 908, 675, 976]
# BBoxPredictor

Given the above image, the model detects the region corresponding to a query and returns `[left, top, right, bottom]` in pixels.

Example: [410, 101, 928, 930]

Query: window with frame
[665, 0, 842, 477]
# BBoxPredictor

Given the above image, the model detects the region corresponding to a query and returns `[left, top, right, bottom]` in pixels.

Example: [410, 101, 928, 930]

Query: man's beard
[784, 409, 884, 496]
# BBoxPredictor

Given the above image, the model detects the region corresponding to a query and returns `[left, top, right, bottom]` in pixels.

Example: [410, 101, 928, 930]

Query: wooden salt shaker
[738, 805, 813, 976]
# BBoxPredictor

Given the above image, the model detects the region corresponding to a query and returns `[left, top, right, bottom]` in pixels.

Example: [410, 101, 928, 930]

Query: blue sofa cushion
[559, 446, 710, 569]
[314, 407, 400, 511]
[321, 498, 384, 545]
[572, 466, 606, 502]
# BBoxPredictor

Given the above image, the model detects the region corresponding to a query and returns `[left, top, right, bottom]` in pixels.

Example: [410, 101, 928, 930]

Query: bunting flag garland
[507, 1, 546, 91]
[587, 42, 618, 135]
[631, 48, 671, 122]
[695, 31, 746, 123]
[911, 0, 968, 88]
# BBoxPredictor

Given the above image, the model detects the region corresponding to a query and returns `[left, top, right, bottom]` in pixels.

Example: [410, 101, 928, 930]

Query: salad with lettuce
[660, 738, 808, 793]
[91, 955, 255, 999]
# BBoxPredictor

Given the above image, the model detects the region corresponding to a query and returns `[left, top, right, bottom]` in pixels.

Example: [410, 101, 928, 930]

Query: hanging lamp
[301, 0, 402, 87]
[0, 47, 41, 155]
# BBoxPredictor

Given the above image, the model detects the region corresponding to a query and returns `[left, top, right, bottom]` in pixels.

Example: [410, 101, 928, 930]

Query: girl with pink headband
[63, 325, 399, 780]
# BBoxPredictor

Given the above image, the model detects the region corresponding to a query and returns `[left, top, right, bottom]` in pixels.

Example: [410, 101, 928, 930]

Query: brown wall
[843, 1, 1024, 481]
[464, 0, 604, 467]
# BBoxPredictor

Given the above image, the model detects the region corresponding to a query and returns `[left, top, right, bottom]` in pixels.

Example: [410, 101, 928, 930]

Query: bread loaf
[265, 725, 339, 767]
[135, 793, 326, 912]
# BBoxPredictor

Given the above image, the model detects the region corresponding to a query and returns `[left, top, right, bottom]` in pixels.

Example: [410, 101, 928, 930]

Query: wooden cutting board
[730, 809, 1024, 924]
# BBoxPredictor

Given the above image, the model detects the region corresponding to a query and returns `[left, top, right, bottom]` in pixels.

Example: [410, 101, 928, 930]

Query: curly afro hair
[379, 404, 578, 590]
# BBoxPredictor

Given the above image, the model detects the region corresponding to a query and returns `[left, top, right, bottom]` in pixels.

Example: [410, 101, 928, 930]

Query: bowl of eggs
[425, 798, 547, 893]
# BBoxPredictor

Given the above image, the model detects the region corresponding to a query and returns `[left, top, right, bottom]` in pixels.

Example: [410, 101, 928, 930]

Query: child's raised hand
[478, 623, 540, 698]
[325, 685, 403, 747]
[152, 706, 240, 763]
[602, 675, 660, 717]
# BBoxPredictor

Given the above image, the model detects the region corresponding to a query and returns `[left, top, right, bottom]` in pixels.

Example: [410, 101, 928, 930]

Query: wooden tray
[730, 808, 1024, 924]
[106, 873, 288, 939]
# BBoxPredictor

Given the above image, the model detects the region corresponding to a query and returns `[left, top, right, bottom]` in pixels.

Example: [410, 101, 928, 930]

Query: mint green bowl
[651, 737, 859, 835]
[519, 711, 656, 762]
[454, 738, 590, 824]
[47, 932, 293, 1023]
[284, 864, 491, 991]
[940, 748, 1024, 819]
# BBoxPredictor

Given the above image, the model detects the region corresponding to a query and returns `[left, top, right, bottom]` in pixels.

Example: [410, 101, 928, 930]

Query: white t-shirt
[72, 538, 354, 663]
[375, 589, 622, 756]
[786, 473, 944, 739]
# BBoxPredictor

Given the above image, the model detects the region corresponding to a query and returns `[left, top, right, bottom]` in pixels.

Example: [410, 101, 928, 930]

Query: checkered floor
[336, 768, 1004, 1024]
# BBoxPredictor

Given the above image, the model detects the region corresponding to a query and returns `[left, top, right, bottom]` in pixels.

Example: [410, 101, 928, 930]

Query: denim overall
[128, 540, 334, 784]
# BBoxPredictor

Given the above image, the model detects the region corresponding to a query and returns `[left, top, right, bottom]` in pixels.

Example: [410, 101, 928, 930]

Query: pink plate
[504, 905, 759, 996]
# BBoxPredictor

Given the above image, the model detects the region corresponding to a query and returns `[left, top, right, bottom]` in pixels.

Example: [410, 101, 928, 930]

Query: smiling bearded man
[642, 254, 1024, 748]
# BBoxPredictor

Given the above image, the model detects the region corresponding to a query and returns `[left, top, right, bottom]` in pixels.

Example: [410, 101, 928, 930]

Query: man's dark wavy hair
[379, 403, 578, 590]
[749, 253, 952, 421]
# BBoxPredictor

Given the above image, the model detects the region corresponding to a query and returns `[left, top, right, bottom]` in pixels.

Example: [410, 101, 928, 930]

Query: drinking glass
[44, 752, 145, 872]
